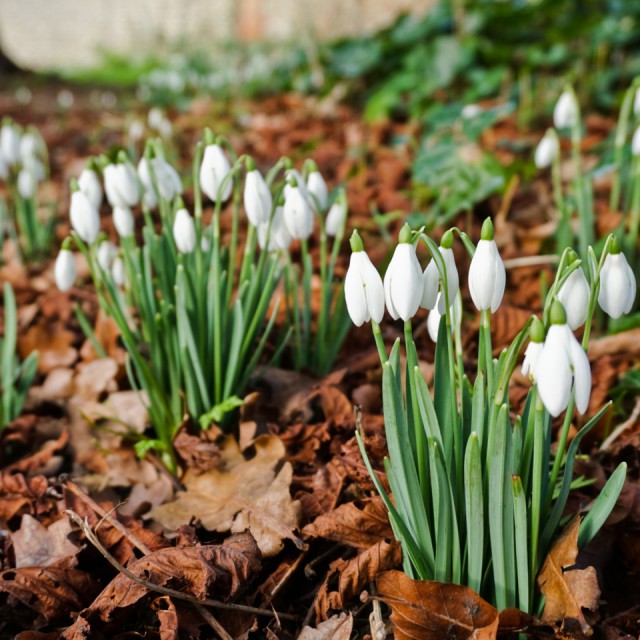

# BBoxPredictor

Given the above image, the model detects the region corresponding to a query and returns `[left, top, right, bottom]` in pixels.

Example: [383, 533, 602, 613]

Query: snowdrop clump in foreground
[348, 219, 631, 614]
[0, 117, 54, 260]
[56, 131, 352, 469]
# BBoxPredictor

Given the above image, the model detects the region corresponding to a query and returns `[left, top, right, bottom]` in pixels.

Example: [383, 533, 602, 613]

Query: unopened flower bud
[173, 208, 197, 253]
[55, 246, 76, 292]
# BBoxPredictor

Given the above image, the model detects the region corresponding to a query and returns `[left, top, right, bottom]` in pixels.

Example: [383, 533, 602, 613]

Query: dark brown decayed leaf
[538, 517, 601, 634]
[377, 570, 499, 640]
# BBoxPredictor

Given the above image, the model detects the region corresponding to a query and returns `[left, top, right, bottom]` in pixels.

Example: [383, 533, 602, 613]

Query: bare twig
[503, 254, 560, 269]
[65, 509, 299, 622]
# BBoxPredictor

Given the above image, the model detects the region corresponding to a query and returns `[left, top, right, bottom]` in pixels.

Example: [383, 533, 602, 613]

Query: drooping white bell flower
[128, 119, 145, 142]
[553, 88, 578, 129]
[534, 129, 560, 169]
[19, 132, 40, 164]
[325, 196, 347, 237]
[78, 167, 103, 210]
[632, 125, 640, 157]
[384, 224, 423, 322]
[468, 218, 506, 313]
[113, 205, 135, 238]
[244, 159, 272, 227]
[148, 107, 165, 131]
[535, 301, 591, 416]
[154, 158, 182, 201]
[17, 168, 36, 199]
[111, 256, 125, 287]
[344, 231, 385, 326]
[173, 208, 197, 253]
[461, 104, 482, 119]
[0, 122, 21, 166]
[421, 230, 459, 314]
[55, 244, 77, 292]
[283, 178, 314, 240]
[104, 161, 140, 208]
[97, 240, 118, 271]
[306, 162, 328, 212]
[557, 262, 590, 330]
[598, 240, 636, 319]
[70, 186, 100, 244]
[199, 143, 233, 202]
[257, 205, 292, 252]
[427, 291, 462, 342]
[521, 317, 545, 380]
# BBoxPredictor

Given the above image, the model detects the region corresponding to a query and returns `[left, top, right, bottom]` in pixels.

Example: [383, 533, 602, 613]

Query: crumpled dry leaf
[0, 472, 51, 521]
[62, 532, 261, 638]
[149, 435, 303, 557]
[297, 612, 353, 640]
[11, 514, 80, 568]
[538, 517, 601, 634]
[18, 323, 77, 373]
[377, 570, 499, 640]
[0, 566, 97, 626]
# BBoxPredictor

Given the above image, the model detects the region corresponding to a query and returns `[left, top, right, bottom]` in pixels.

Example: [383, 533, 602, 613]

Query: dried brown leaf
[149, 435, 303, 556]
[377, 570, 499, 640]
[538, 517, 601, 633]
[18, 324, 77, 373]
[297, 612, 353, 640]
[12, 514, 80, 568]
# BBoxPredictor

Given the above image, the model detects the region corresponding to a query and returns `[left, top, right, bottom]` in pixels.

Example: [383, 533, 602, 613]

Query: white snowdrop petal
[78, 168, 103, 210]
[345, 254, 369, 327]
[113, 205, 134, 238]
[55, 249, 76, 292]
[568, 337, 591, 415]
[557, 268, 590, 330]
[70, 190, 100, 243]
[421, 260, 439, 310]
[306, 171, 328, 212]
[536, 326, 573, 417]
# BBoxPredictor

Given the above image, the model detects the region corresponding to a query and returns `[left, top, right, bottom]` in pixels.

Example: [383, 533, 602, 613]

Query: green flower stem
[570, 111, 594, 258]
[552, 154, 571, 251]
[627, 155, 640, 252]
[314, 220, 329, 373]
[300, 238, 312, 367]
[371, 321, 387, 363]
[610, 81, 638, 213]
[529, 393, 545, 610]
[480, 309, 493, 397]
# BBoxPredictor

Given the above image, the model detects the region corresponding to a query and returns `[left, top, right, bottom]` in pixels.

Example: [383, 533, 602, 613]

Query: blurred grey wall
[0, 0, 436, 71]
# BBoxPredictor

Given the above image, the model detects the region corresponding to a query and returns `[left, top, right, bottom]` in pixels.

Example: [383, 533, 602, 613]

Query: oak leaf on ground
[12, 514, 80, 568]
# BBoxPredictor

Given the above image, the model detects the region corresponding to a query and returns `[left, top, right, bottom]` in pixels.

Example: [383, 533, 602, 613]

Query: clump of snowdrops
[0, 118, 54, 261]
[347, 217, 634, 613]
[55, 130, 349, 470]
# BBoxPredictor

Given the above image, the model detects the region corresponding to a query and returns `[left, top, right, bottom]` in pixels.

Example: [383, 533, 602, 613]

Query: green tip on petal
[565, 248, 579, 265]
[116, 149, 129, 164]
[203, 128, 215, 146]
[530, 316, 545, 343]
[69, 178, 79, 193]
[398, 223, 412, 244]
[350, 230, 364, 252]
[609, 234, 621, 255]
[283, 157, 293, 170]
[175, 196, 186, 210]
[306, 159, 318, 173]
[480, 217, 494, 241]
[143, 139, 156, 159]
[549, 299, 567, 325]
[440, 229, 454, 249]
[246, 157, 256, 172]
[287, 176, 297, 188]
[86, 158, 99, 173]
[61, 237, 73, 251]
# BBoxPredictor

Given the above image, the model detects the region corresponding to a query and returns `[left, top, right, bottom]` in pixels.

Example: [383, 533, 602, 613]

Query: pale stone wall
[0, 0, 436, 71]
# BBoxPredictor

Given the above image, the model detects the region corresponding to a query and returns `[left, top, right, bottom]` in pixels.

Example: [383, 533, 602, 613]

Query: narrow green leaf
[464, 432, 483, 594]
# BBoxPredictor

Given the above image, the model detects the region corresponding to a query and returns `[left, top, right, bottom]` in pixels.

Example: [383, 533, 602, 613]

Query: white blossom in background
[173, 208, 197, 253]
[461, 104, 482, 119]
[257, 206, 292, 252]
[283, 180, 314, 240]
[535, 302, 591, 416]
[244, 163, 272, 226]
[70, 189, 100, 244]
[306, 165, 328, 212]
[104, 162, 140, 208]
[17, 168, 36, 199]
[97, 240, 118, 271]
[553, 89, 578, 129]
[344, 231, 385, 326]
[598, 246, 636, 319]
[0, 151, 7, 180]
[112, 256, 125, 286]
[153, 158, 182, 202]
[200, 144, 232, 202]
[0, 122, 21, 166]
[468, 219, 505, 313]
[384, 226, 423, 322]
[55, 247, 76, 291]
[521, 317, 545, 380]
[325, 198, 347, 237]
[632, 125, 640, 157]
[557, 265, 590, 330]
[534, 130, 559, 169]
[78, 167, 103, 210]
[128, 119, 145, 142]
[113, 205, 135, 239]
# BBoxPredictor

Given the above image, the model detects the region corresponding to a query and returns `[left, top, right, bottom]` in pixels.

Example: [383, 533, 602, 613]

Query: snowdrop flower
[534, 129, 559, 169]
[0, 151, 7, 180]
[325, 190, 347, 237]
[535, 300, 591, 416]
[55, 242, 76, 292]
[17, 168, 36, 199]
[112, 256, 125, 286]
[306, 161, 328, 212]
[284, 167, 311, 204]
[283, 177, 314, 240]
[149, 157, 182, 202]
[521, 317, 544, 380]
[632, 125, 640, 157]
[427, 291, 462, 342]
[113, 205, 135, 239]
[78, 166, 103, 210]
[70, 184, 100, 243]
[598, 239, 636, 319]
[0, 121, 21, 166]
[199, 143, 232, 202]
[461, 104, 482, 119]
[97, 240, 117, 271]
[244, 158, 272, 226]
[384, 224, 423, 322]
[421, 230, 459, 314]
[19, 131, 40, 164]
[173, 208, 197, 253]
[468, 218, 506, 313]
[104, 160, 140, 208]
[257, 205, 292, 251]
[147, 107, 165, 131]
[554, 88, 578, 129]
[128, 119, 145, 142]
[344, 231, 385, 326]
[557, 258, 590, 329]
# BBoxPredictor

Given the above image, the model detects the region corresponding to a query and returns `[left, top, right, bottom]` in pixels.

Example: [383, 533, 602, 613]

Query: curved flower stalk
[0, 118, 54, 261]
[421, 229, 459, 314]
[353, 223, 628, 615]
